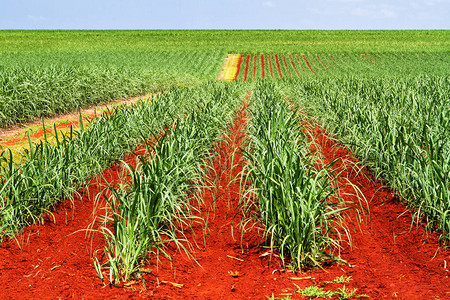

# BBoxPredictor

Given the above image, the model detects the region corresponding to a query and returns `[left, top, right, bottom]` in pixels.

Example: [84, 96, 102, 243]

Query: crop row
[91, 81, 353, 281]
[0, 50, 225, 127]
[234, 52, 450, 81]
[240, 81, 349, 270]
[95, 83, 243, 283]
[0, 82, 246, 240]
[281, 75, 450, 239]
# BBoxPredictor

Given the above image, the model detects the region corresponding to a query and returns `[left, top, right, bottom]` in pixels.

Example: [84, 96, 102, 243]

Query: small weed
[337, 285, 369, 299]
[325, 275, 353, 284]
[294, 277, 369, 299]
[297, 285, 335, 298]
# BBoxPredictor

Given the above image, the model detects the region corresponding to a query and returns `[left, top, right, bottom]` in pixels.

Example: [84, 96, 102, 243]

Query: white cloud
[262, 1, 276, 8]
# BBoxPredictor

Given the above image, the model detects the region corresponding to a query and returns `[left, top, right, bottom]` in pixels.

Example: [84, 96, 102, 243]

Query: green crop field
[1, 30, 449, 285]
[1, 30, 449, 126]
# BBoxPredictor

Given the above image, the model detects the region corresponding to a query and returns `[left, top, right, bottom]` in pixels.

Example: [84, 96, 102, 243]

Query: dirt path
[0, 93, 153, 153]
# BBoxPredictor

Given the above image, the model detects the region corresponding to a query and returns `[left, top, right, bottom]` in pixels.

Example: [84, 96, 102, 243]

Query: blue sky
[1, 0, 449, 30]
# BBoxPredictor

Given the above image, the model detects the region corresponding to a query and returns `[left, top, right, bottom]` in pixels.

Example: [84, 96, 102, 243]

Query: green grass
[1, 30, 449, 53]
[1, 30, 448, 125]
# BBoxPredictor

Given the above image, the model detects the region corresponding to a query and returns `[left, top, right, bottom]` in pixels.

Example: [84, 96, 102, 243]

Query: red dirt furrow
[288, 53, 301, 78]
[329, 53, 336, 62]
[252, 54, 257, 80]
[295, 54, 306, 73]
[315, 54, 328, 70]
[260, 54, 265, 79]
[139, 101, 300, 299]
[308, 53, 320, 70]
[362, 53, 376, 64]
[243, 54, 250, 82]
[297, 118, 450, 299]
[234, 54, 244, 81]
[0, 146, 150, 299]
[274, 54, 283, 79]
[301, 54, 316, 75]
[281, 54, 291, 78]
[267, 54, 274, 79]
[323, 55, 334, 69]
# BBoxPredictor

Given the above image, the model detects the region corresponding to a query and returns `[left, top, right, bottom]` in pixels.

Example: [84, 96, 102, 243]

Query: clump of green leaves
[295, 276, 368, 299]
[94, 83, 245, 284]
[242, 81, 350, 271]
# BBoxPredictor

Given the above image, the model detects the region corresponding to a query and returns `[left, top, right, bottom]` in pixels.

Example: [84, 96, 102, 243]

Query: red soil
[329, 53, 337, 62]
[1, 99, 449, 299]
[268, 54, 274, 79]
[301, 54, 316, 76]
[308, 54, 320, 71]
[362, 54, 376, 65]
[0, 146, 149, 299]
[295, 54, 307, 73]
[261, 54, 265, 79]
[315, 54, 328, 70]
[281, 54, 291, 78]
[274, 54, 283, 79]
[234, 54, 244, 81]
[133, 102, 307, 299]
[323, 55, 334, 70]
[243, 54, 250, 82]
[289, 54, 301, 78]
[297, 118, 450, 299]
[253, 54, 257, 80]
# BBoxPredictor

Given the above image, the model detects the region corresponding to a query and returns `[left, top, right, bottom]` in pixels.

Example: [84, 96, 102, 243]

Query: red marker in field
[295, 54, 306, 73]
[308, 53, 320, 70]
[301, 54, 316, 76]
[253, 54, 257, 80]
[316, 54, 328, 70]
[282, 54, 291, 77]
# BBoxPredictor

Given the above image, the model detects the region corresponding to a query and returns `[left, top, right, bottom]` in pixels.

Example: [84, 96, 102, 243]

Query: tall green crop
[94, 82, 245, 284]
[281, 75, 450, 240]
[0, 82, 242, 241]
[241, 81, 349, 270]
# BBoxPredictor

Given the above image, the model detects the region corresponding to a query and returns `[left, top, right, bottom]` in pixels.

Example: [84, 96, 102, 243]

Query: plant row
[281, 75, 450, 240]
[94, 83, 244, 284]
[241, 81, 349, 270]
[0, 82, 244, 241]
[235, 52, 450, 82]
